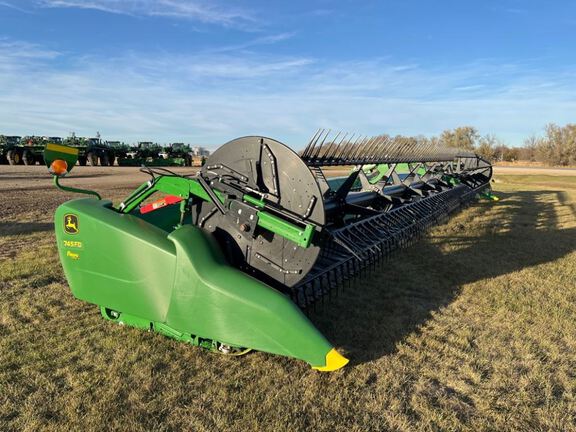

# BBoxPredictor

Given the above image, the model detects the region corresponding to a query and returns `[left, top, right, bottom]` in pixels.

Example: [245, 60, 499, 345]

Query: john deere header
[44, 131, 496, 371]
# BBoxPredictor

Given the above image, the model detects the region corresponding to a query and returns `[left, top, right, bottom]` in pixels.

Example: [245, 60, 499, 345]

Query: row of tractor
[0, 134, 209, 167]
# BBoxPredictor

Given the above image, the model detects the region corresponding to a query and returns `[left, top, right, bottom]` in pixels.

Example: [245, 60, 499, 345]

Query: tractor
[0, 135, 22, 165]
[62, 133, 114, 166]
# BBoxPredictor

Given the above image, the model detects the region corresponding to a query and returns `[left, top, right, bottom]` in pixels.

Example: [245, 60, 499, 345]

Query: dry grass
[1, 174, 576, 431]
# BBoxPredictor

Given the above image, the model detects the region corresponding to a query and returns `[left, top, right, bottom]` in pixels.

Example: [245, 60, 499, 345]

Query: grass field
[1, 169, 576, 431]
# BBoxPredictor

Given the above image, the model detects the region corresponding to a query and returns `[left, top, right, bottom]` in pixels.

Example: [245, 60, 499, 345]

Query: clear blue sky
[1, 0, 575, 148]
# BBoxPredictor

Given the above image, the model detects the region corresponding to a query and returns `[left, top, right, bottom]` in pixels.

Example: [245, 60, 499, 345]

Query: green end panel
[44, 143, 79, 173]
[165, 226, 334, 367]
[55, 200, 333, 367]
[55, 199, 177, 322]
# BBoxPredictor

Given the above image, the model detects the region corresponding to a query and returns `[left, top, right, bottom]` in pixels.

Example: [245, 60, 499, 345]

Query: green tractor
[0, 135, 21, 165]
[137, 142, 163, 160]
[118, 141, 164, 166]
[162, 143, 193, 166]
[18, 136, 62, 165]
[105, 141, 128, 165]
[62, 133, 114, 166]
[0, 135, 61, 165]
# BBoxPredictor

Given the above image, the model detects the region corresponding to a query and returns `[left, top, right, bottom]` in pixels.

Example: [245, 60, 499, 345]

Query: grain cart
[44, 132, 496, 371]
[0, 135, 21, 164]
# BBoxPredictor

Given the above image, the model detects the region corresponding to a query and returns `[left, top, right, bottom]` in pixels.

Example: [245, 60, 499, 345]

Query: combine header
[45, 132, 495, 371]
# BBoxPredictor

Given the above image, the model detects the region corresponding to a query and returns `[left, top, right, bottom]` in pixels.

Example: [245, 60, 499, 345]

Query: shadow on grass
[557, 191, 576, 218]
[0, 173, 109, 180]
[0, 222, 54, 237]
[312, 190, 576, 366]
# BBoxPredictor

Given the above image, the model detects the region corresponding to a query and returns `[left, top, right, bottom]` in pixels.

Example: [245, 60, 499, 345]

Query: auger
[44, 131, 496, 371]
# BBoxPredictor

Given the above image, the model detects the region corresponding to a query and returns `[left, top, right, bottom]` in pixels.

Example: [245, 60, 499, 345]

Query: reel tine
[365, 136, 380, 162]
[399, 138, 410, 163]
[312, 129, 332, 162]
[388, 137, 400, 161]
[375, 136, 391, 163]
[303, 128, 484, 166]
[400, 138, 412, 162]
[375, 136, 390, 163]
[359, 136, 376, 162]
[421, 141, 432, 161]
[384, 137, 397, 162]
[324, 131, 344, 163]
[303, 128, 323, 159]
[329, 132, 349, 162]
[339, 134, 359, 162]
[348, 135, 366, 162]
[352, 136, 364, 164]
[345, 134, 363, 163]
[372, 136, 388, 163]
[370, 137, 382, 163]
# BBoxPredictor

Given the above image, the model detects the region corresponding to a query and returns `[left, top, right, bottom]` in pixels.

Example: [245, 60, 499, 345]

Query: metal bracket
[197, 175, 227, 214]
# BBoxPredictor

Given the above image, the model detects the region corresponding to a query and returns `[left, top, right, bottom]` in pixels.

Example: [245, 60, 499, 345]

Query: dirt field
[1, 166, 576, 431]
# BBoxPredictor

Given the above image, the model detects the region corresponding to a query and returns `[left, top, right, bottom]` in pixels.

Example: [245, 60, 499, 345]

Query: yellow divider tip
[312, 348, 349, 372]
[46, 143, 79, 156]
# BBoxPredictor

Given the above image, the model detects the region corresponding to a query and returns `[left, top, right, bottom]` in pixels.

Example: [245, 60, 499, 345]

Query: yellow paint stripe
[46, 143, 79, 156]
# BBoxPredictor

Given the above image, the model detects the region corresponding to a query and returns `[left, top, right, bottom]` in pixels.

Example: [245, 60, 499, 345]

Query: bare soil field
[1, 165, 576, 431]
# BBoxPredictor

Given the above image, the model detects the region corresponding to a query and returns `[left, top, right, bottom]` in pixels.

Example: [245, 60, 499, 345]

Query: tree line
[423, 124, 576, 166]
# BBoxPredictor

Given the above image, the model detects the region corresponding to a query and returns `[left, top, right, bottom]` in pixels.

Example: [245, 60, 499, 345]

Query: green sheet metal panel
[165, 226, 334, 366]
[54, 199, 336, 367]
[55, 198, 177, 322]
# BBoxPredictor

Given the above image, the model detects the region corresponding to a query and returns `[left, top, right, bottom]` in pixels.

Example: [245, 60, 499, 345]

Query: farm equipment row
[45, 131, 497, 371]
[0, 135, 208, 166]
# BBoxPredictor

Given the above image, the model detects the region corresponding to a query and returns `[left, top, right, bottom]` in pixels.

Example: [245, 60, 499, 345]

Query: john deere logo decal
[64, 214, 79, 235]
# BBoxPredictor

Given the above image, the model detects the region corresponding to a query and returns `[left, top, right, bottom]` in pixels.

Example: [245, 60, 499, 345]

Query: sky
[0, 0, 575, 148]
